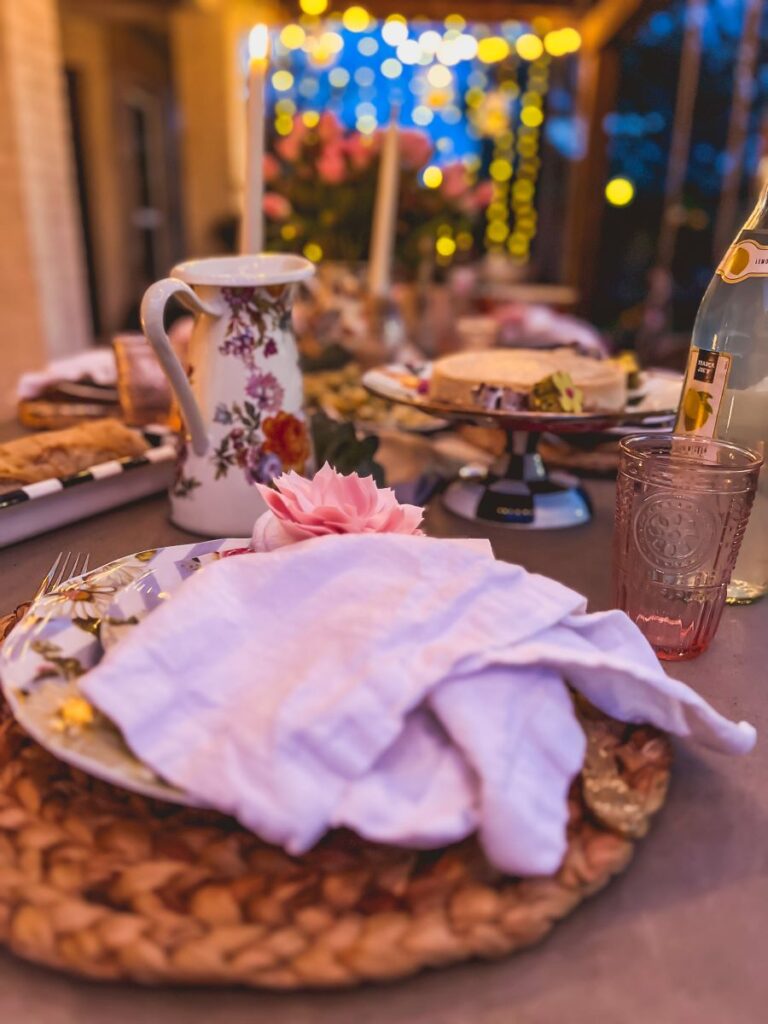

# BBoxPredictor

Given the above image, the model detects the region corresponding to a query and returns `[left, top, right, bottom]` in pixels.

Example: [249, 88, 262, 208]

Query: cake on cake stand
[363, 365, 679, 530]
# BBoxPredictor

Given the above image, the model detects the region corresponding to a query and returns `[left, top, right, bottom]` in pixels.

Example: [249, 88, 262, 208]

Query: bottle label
[716, 238, 768, 283]
[675, 347, 732, 436]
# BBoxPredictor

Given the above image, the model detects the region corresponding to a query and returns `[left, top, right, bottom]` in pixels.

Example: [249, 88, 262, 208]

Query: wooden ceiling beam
[578, 0, 647, 50]
[345, 2, 579, 27]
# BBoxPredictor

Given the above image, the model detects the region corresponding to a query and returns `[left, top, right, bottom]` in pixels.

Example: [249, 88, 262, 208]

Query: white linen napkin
[81, 534, 755, 876]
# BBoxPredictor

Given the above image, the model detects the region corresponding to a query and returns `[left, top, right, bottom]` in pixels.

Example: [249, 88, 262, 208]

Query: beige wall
[0, 0, 91, 417]
[60, 13, 128, 334]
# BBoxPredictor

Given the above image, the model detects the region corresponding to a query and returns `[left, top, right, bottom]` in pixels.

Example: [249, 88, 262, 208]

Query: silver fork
[34, 551, 91, 602]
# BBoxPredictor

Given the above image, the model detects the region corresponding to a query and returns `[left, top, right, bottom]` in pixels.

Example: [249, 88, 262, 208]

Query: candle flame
[249, 24, 269, 62]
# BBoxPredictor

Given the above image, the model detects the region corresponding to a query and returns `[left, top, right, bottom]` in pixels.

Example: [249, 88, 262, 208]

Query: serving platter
[363, 364, 681, 433]
[0, 427, 177, 549]
[0, 538, 248, 801]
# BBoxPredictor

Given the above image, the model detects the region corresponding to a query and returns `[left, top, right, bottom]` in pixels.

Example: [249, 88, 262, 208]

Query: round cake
[429, 348, 627, 414]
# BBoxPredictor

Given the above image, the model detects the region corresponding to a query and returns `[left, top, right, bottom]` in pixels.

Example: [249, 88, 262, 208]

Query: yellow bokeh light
[321, 31, 344, 53]
[299, 0, 327, 14]
[275, 98, 296, 115]
[512, 179, 535, 200]
[520, 106, 544, 128]
[381, 58, 403, 78]
[329, 67, 350, 87]
[422, 165, 443, 188]
[477, 36, 510, 64]
[419, 29, 442, 53]
[465, 87, 484, 108]
[444, 13, 466, 30]
[456, 231, 474, 249]
[559, 27, 582, 52]
[436, 236, 457, 257]
[382, 16, 408, 46]
[303, 242, 323, 262]
[342, 5, 370, 32]
[281, 224, 298, 240]
[272, 70, 294, 91]
[280, 24, 305, 50]
[489, 159, 513, 182]
[356, 114, 377, 134]
[516, 33, 544, 61]
[275, 114, 293, 135]
[605, 177, 635, 206]
[486, 220, 510, 243]
[544, 27, 581, 56]
[427, 64, 452, 88]
[302, 109, 320, 127]
[544, 30, 567, 57]
[307, 41, 332, 65]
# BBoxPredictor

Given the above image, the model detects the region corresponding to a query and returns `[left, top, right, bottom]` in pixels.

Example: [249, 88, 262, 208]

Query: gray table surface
[0, 479, 766, 1024]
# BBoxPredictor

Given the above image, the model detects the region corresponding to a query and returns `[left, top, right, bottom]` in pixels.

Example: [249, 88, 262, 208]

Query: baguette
[0, 418, 148, 493]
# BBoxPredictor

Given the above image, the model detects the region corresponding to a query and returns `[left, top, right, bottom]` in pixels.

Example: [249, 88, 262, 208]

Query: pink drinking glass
[614, 434, 762, 660]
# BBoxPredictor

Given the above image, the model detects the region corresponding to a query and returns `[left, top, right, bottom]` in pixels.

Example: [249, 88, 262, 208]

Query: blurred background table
[0, 440, 765, 1023]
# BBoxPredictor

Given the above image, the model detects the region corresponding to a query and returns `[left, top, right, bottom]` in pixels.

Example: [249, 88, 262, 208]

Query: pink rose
[251, 463, 423, 552]
[275, 116, 307, 162]
[398, 128, 433, 170]
[317, 111, 343, 144]
[263, 152, 280, 183]
[316, 144, 347, 184]
[460, 180, 494, 213]
[342, 133, 375, 171]
[263, 191, 292, 220]
[440, 162, 469, 199]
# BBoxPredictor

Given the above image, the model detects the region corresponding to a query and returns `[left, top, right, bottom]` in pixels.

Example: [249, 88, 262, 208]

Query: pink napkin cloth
[81, 534, 755, 876]
[495, 303, 609, 357]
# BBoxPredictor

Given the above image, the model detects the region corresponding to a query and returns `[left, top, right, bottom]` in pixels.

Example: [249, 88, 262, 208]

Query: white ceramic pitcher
[140, 254, 315, 535]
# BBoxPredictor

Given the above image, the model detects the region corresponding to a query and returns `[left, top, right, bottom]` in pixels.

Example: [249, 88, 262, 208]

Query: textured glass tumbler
[614, 435, 762, 660]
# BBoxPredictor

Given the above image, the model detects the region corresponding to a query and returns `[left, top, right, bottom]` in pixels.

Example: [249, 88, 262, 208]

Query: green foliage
[310, 411, 386, 486]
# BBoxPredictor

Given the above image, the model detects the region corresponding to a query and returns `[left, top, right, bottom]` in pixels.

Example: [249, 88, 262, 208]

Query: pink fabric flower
[263, 152, 280, 183]
[263, 191, 292, 221]
[316, 144, 347, 184]
[398, 128, 433, 170]
[251, 463, 423, 552]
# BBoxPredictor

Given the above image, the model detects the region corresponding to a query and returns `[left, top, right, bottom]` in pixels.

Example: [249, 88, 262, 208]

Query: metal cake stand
[363, 366, 677, 530]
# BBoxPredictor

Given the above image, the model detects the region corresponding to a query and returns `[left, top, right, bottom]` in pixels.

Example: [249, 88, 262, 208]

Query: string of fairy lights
[257, 6, 587, 265]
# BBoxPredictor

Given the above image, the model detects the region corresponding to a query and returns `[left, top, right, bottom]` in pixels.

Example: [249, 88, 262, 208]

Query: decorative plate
[0, 539, 249, 802]
[363, 364, 681, 434]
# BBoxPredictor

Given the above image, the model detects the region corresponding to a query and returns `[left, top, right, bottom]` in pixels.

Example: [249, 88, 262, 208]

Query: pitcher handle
[140, 279, 223, 457]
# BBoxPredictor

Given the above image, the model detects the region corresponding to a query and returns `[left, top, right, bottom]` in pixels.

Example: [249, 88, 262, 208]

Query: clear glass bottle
[675, 184, 768, 603]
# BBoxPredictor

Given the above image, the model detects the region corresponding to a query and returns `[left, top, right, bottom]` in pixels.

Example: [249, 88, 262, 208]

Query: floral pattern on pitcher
[205, 286, 310, 488]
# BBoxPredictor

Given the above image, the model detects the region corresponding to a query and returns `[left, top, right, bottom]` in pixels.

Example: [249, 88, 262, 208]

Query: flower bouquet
[263, 113, 492, 272]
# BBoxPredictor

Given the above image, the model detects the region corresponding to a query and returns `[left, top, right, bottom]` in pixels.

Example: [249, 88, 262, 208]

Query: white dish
[0, 538, 249, 802]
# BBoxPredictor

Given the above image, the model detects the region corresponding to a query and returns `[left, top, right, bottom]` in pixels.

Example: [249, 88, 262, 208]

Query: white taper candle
[242, 24, 269, 254]
[368, 114, 401, 298]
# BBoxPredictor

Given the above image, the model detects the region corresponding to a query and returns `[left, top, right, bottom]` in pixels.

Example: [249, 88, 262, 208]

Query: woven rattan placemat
[0, 607, 671, 987]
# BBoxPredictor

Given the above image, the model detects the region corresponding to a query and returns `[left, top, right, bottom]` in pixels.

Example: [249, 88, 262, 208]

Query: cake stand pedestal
[362, 365, 678, 531]
[444, 429, 591, 529]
